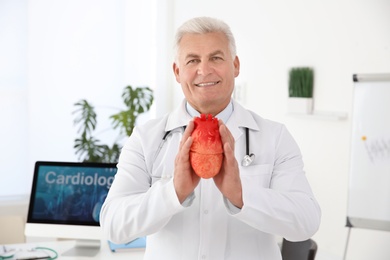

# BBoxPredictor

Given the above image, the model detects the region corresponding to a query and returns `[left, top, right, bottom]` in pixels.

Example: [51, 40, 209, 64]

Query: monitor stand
[62, 239, 101, 257]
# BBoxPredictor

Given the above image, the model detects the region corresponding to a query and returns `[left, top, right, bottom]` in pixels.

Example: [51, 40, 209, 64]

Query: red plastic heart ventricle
[190, 114, 223, 179]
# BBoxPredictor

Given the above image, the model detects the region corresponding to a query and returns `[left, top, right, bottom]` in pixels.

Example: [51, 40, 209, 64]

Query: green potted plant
[288, 67, 314, 114]
[72, 85, 153, 163]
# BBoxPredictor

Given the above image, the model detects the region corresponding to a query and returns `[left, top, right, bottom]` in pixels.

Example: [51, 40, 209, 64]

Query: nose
[197, 61, 213, 75]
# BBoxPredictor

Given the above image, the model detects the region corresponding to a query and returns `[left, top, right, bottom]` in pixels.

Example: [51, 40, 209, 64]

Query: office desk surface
[1, 239, 145, 260]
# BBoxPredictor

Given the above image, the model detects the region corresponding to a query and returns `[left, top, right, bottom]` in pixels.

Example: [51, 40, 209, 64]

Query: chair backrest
[0, 215, 26, 244]
[281, 238, 318, 260]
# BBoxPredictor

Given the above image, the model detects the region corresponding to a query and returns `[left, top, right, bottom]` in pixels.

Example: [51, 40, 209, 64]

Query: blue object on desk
[108, 237, 146, 252]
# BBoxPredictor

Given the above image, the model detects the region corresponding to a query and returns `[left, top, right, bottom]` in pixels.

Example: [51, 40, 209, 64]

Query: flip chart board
[347, 73, 390, 231]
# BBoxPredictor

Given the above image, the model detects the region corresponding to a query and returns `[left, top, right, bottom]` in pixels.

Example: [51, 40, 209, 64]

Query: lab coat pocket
[151, 175, 161, 185]
[151, 164, 173, 186]
[240, 164, 272, 188]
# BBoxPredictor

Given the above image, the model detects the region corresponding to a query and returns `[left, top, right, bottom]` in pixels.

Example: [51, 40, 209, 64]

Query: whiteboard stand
[343, 225, 352, 260]
[343, 217, 354, 260]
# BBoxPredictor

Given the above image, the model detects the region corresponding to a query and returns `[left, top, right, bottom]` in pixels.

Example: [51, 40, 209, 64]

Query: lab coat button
[204, 210, 208, 214]
[201, 255, 206, 259]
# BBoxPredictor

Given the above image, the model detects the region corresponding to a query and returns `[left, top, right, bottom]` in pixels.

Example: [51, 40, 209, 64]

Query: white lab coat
[100, 99, 321, 260]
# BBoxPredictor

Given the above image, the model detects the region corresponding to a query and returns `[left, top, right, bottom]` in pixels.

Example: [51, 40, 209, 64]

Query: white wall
[1, 0, 390, 259]
[0, 0, 28, 197]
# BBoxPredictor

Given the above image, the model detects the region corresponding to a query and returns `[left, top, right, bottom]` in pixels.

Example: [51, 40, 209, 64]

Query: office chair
[281, 238, 317, 260]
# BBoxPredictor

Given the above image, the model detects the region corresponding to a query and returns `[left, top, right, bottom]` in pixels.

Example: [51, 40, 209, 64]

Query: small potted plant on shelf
[72, 85, 153, 163]
[287, 67, 314, 114]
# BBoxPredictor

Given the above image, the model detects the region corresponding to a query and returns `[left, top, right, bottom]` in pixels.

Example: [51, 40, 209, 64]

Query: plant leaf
[122, 85, 154, 115]
[72, 99, 97, 135]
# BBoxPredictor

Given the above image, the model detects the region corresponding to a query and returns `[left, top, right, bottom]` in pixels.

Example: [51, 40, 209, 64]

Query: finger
[183, 120, 195, 140]
[219, 123, 234, 150]
[180, 120, 194, 148]
[175, 135, 193, 174]
[223, 141, 235, 163]
[177, 135, 192, 162]
[185, 120, 195, 137]
[182, 135, 193, 156]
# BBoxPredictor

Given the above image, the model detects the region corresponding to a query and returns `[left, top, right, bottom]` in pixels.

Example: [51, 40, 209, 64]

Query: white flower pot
[287, 97, 313, 114]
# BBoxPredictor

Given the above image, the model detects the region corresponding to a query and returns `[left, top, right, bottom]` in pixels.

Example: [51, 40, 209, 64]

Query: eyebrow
[184, 50, 226, 61]
[209, 50, 225, 57]
[184, 53, 200, 60]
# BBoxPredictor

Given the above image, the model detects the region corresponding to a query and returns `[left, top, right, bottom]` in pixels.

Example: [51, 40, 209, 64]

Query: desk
[1, 239, 145, 260]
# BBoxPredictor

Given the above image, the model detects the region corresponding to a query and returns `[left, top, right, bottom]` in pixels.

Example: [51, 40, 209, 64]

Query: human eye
[186, 59, 200, 65]
[211, 56, 224, 62]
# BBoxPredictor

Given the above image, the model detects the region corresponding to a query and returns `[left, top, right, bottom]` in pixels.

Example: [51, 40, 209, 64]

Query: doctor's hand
[213, 121, 243, 209]
[174, 120, 200, 204]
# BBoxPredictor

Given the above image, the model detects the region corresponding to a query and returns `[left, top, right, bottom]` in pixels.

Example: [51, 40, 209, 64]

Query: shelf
[287, 111, 348, 121]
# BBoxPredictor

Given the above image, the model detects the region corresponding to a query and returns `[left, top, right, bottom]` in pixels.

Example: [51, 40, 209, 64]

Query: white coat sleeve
[231, 124, 321, 241]
[99, 127, 187, 244]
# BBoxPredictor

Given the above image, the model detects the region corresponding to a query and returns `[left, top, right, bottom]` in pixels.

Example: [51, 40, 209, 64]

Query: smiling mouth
[195, 81, 220, 87]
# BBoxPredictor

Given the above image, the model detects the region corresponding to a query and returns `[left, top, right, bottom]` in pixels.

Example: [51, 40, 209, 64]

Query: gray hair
[173, 17, 237, 61]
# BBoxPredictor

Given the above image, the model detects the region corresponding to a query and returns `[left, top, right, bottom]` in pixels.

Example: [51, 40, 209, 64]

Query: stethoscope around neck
[159, 126, 255, 167]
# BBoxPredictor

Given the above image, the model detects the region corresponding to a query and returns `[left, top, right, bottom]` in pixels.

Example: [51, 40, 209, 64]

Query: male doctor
[100, 16, 321, 260]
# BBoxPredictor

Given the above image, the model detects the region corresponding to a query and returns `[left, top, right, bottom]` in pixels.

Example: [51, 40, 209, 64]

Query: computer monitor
[25, 161, 117, 257]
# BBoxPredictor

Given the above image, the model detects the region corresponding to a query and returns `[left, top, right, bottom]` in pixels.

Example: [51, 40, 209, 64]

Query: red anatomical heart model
[190, 114, 223, 179]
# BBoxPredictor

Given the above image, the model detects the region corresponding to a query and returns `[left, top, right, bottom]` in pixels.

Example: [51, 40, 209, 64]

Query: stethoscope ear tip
[241, 153, 255, 167]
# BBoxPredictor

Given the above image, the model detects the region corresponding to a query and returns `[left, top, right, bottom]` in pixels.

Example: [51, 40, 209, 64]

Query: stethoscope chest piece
[241, 153, 255, 167]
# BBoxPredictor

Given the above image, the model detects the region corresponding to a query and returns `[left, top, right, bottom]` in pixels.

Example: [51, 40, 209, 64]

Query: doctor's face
[173, 32, 240, 116]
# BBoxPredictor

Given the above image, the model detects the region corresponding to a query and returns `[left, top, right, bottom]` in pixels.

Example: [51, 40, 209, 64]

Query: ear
[173, 62, 181, 83]
[233, 56, 240, 77]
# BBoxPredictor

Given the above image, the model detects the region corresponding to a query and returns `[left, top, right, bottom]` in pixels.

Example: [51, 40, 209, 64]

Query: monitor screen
[25, 161, 117, 243]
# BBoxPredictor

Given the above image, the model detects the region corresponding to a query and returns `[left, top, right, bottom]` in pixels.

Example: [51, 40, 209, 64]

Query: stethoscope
[158, 126, 255, 167]
[241, 127, 255, 167]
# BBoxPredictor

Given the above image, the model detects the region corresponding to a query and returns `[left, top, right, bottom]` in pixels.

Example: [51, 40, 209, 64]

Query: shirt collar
[185, 100, 234, 123]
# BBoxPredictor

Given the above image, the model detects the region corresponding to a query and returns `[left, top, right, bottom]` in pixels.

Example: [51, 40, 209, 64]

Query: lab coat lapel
[227, 100, 260, 141]
[165, 100, 193, 132]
